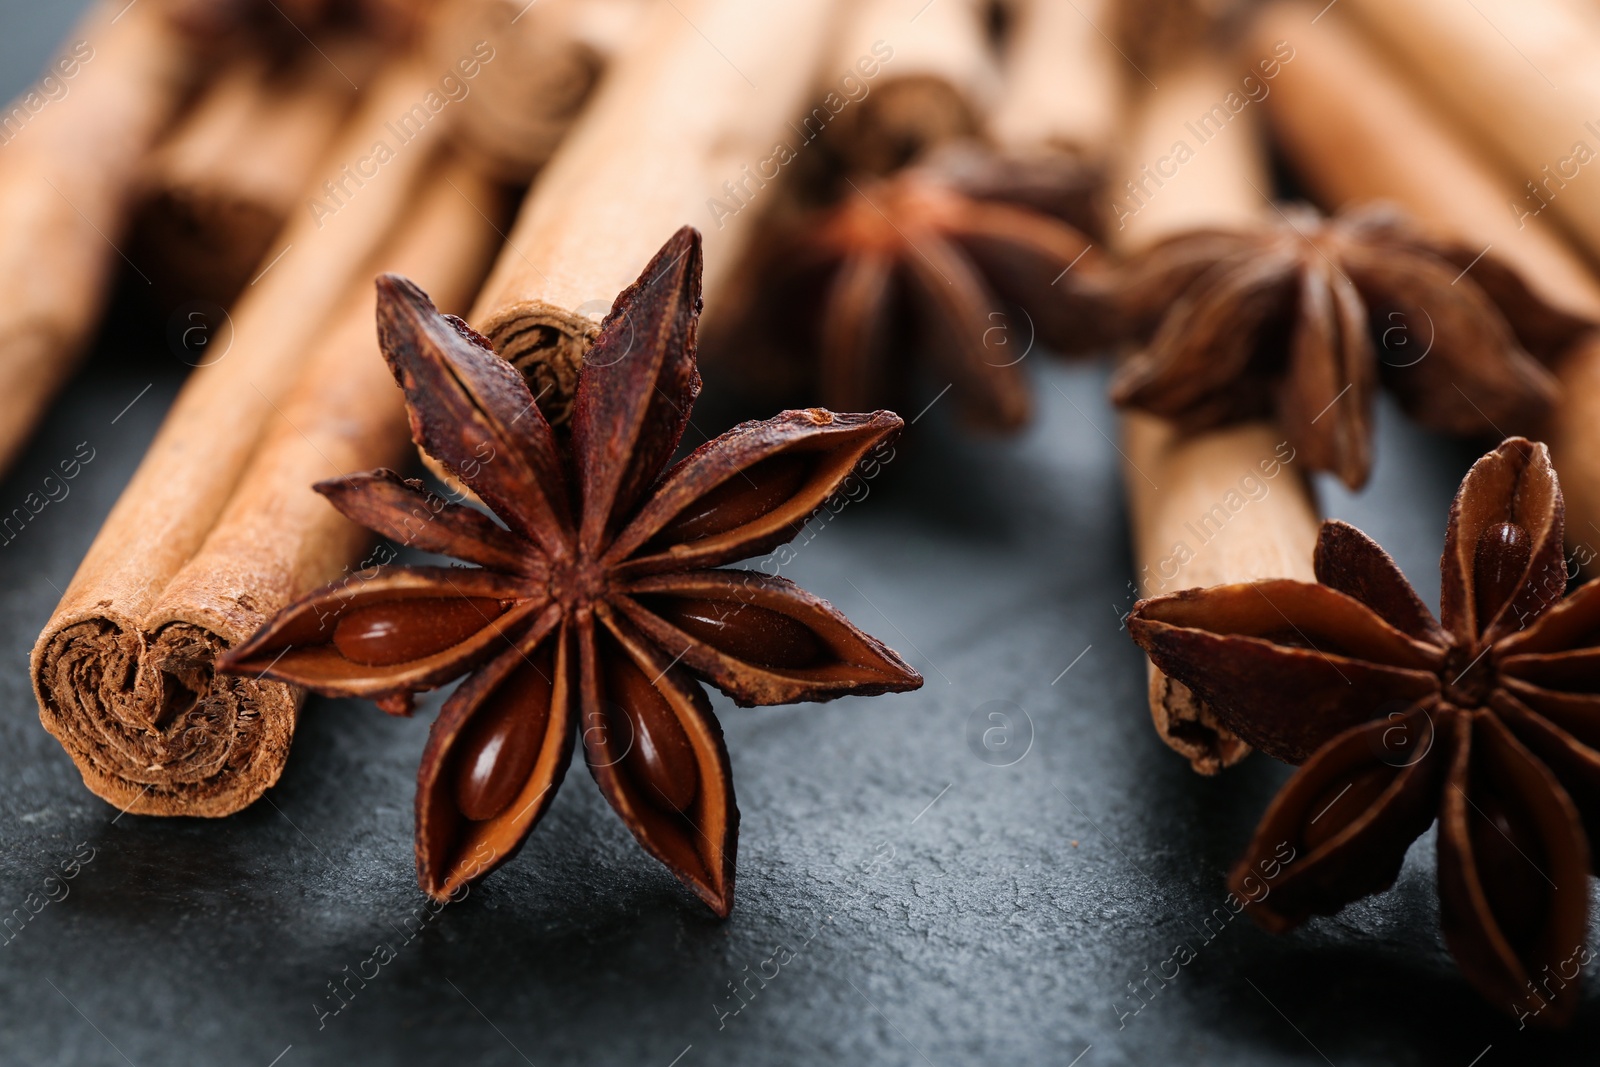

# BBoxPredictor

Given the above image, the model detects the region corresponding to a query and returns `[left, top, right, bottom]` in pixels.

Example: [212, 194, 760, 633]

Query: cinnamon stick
[135, 42, 372, 307]
[32, 58, 475, 817]
[0, 0, 197, 478]
[1114, 56, 1320, 773]
[1250, 0, 1600, 568]
[823, 0, 998, 174]
[988, 0, 1121, 165]
[1339, 0, 1600, 266]
[909, 0, 1124, 236]
[34, 162, 503, 818]
[433, 0, 642, 180]
[469, 0, 846, 426]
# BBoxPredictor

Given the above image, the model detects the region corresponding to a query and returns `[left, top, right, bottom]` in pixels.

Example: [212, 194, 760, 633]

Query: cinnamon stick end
[476, 299, 601, 428]
[33, 618, 299, 818]
[1147, 667, 1251, 775]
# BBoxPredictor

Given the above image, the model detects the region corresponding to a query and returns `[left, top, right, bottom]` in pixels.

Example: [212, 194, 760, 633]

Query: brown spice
[724, 155, 1113, 433]
[1339, 0, 1600, 266]
[1113, 202, 1588, 490]
[221, 229, 922, 911]
[1129, 438, 1600, 1026]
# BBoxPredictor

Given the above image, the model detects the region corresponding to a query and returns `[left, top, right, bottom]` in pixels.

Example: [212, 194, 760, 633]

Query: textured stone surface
[5, 7, 1600, 1065]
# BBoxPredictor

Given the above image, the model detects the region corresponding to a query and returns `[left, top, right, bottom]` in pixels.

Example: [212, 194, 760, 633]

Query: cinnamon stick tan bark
[1251, 0, 1600, 569]
[1339, 0, 1600, 265]
[469, 0, 846, 426]
[433, 0, 641, 180]
[824, 0, 998, 174]
[136, 43, 371, 306]
[32, 58, 476, 817]
[34, 161, 503, 818]
[1114, 56, 1320, 773]
[988, 0, 1121, 164]
[0, 0, 197, 478]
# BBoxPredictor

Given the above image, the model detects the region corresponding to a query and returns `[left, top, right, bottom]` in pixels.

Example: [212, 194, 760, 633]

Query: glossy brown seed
[1301, 765, 1394, 852]
[1468, 788, 1548, 956]
[604, 653, 699, 812]
[656, 452, 813, 543]
[453, 651, 555, 821]
[647, 596, 825, 669]
[333, 597, 506, 666]
[1474, 521, 1531, 629]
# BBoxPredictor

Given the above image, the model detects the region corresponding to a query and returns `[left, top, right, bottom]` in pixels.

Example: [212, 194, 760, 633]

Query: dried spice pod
[1113, 202, 1588, 490]
[221, 228, 922, 912]
[728, 158, 1114, 432]
[712, 0, 1123, 432]
[1128, 437, 1600, 1026]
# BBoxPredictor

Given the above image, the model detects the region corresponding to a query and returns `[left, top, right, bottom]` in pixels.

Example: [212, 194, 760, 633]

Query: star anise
[1112, 202, 1591, 489]
[1128, 438, 1600, 1025]
[220, 228, 922, 914]
[728, 156, 1117, 432]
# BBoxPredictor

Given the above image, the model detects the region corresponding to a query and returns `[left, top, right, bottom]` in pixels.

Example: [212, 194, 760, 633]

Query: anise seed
[604, 654, 699, 812]
[1301, 767, 1392, 853]
[333, 597, 506, 666]
[1468, 791, 1547, 956]
[1473, 521, 1531, 628]
[649, 597, 824, 669]
[656, 452, 813, 543]
[453, 654, 554, 821]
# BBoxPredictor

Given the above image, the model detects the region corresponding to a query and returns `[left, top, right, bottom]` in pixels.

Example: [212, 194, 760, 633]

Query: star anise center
[548, 553, 609, 609]
[1440, 642, 1497, 708]
[826, 176, 962, 252]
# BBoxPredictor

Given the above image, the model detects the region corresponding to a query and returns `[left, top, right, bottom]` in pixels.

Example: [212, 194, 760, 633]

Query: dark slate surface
[6, 8, 1600, 1067]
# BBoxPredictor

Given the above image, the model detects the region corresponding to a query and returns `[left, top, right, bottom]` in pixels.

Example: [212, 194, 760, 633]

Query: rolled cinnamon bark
[135, 43, 372, 306]
[909, 0, 1123, 236]
[469, 0, 845, 426]
[988, 0, 1120, 165]
[34, 161, 503, 818]
[32, 59, 476, 817]
[432, 0, 641, 181]
[1339, 0, 1600, 265]
[1114, 56, 1320, 773]
[823, 0, 998, 174]
[0, 0, 198, 478]
[1250, 0, 1600, 569]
